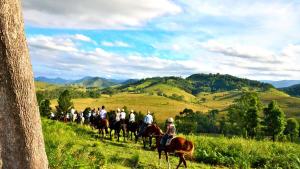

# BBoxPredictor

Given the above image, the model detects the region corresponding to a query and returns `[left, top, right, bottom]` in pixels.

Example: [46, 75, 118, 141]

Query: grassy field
[50, 88, 300, 122]
[43, 118, 300, 169]
[42, 118, 223, 169]
[144, 84, 197, 102]
[35, 81, 61, 91]
[51, 93, 209, 121]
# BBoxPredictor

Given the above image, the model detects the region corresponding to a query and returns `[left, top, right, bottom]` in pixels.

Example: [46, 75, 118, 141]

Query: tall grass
[185, 134, 300, 169]
[42, 118, 213, 169]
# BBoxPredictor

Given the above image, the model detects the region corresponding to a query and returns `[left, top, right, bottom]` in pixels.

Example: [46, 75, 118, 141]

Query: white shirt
[144, 114, 153, 124]
[50, 112, 55, 117]
[120, 111, 126, 120]
[129, 113, 135, 122]
[100, 109, 107, 119]
[71, 108, 75, 115]
[116, 112, 121, 121]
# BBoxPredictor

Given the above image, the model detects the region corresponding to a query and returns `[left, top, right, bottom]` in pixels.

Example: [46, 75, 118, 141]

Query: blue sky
[23, 0, 300, 80]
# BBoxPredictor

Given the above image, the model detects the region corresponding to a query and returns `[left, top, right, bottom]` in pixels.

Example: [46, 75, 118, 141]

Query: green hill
[71, 77, 117, 88]
[109, 73, 273, 96]
[281, 84, 300, 97]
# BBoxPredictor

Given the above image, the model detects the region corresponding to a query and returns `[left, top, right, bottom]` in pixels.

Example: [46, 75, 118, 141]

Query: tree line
[175, 92, 300, 142]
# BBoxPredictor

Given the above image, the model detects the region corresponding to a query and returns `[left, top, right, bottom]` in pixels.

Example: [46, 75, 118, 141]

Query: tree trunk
[0, 0, 48, 168]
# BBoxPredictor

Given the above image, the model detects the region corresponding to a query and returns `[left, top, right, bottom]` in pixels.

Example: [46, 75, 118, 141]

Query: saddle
[166, 137, 175, 146]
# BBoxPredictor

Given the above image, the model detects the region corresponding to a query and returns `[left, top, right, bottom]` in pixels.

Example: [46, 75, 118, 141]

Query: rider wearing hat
[160, 117, 176, 149]
[129, 110, 135, 123]
[137, 110, 153, 136]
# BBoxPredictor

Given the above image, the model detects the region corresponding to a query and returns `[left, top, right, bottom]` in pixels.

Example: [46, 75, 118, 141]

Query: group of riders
[48, 105, 176, 149]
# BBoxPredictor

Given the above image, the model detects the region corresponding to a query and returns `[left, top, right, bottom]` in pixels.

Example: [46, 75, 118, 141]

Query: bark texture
[0, 0, 48, 168]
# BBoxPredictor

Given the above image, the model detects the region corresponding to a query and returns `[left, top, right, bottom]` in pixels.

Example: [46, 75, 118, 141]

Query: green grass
[43, 118, 300, 169]
[35, 81, 61, 91]
[144, 84, 197, 102]
[187, 134, 300, 169]
[42, 118, 221, 169]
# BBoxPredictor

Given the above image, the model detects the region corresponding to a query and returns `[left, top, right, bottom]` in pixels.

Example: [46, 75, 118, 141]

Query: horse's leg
[158, 150, 162, 167]
[165, 151, 170, 169]
[117, 130, 120, 142]
[149, 136, 152, 148]
[143, 137, 146, 148]
[182, 155, 187, 168]
[176, 154, 184, 169]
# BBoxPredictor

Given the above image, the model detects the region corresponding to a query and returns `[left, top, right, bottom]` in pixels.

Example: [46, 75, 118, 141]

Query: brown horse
[149, 125, 194, 169]
[136, 124, 160, 148]
[98, 119, 109, 139]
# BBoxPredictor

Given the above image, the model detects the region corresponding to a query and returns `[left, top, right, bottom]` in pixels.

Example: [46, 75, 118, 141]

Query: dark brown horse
[127, 121, 139, 140]
[149, 125, 194, 169]
[136, 124, 159, 148]
[98, 119, 109, 139]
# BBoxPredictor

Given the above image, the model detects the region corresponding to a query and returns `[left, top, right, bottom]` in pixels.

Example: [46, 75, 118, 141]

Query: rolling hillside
[41, 73, 299, 121]
[111, 73, 273, 96]
[280, 84, 300, 97]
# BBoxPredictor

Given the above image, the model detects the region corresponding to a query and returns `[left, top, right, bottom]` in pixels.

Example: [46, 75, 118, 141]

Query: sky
[23, 0, 300, 80]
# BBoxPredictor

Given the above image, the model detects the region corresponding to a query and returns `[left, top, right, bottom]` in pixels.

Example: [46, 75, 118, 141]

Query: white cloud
[101, 41, 130, 47]
[73, 34, 92, 42]
[23, 0, 181, 29]
[28, 34, 195, 79]
[28, 34, 300, 80]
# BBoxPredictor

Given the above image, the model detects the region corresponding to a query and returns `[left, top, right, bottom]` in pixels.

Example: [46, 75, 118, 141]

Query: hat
[117, 108, 121, 112]
[147, 111, 151, 115]
[167, 117, 174, 123]
[122, 109, 125, 112]
[131, 110, 134, 113]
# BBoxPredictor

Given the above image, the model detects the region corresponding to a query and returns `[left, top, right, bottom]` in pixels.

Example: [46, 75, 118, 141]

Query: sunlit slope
[35, 81, 61, 91]
[259, 88, 300, 118]
[42, 118, 215, 169]
[50, 88, 300, 121]
[51, 93, 209, 121]
[144, 84, 197, 102]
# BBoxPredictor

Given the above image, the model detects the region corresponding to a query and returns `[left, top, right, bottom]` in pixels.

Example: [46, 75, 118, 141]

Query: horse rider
[120, 109, 126, 122]
[115, 108, 121, 124]
[129, 110, 135, 123]
[100, 105, 107, 120]
[49, 112, 55, 119]
[160, 117, 176, 150]
[138, 111, 153, 136]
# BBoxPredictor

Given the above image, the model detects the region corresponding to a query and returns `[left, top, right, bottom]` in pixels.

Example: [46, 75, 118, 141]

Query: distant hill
[71, 76, 118, 88]
[35, 76, 125, 88]
[280, 84, 300, 97]
[109, 73, 273, 97]
[35, 76, 73, 84]
[261, 80, 300, 88]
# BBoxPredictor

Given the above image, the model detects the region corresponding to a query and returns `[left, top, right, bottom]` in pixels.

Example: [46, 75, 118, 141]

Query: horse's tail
[176, 140, 194, 157]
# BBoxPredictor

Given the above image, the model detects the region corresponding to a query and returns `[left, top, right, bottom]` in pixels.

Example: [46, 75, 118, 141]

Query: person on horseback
[160, 117, 176, 150]
[137, 111, 153, 136]
[120, 109, 126, 122]
[100, 105, 107, 120]
[114, 108, 121, 125]
[129, 110, 135, 123]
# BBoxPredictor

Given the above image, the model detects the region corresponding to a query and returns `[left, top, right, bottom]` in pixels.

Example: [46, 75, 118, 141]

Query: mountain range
[35, 76, 131, 88]
[261, 80, 300, 88]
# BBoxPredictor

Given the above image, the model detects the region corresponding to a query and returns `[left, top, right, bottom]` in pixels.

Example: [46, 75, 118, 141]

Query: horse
[149, 125, 194, 169]
[97, 119, 109, 139]
[127, 121, 139, 140]
[109, 119, 127, 142]
[136, 124, 158, 149]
